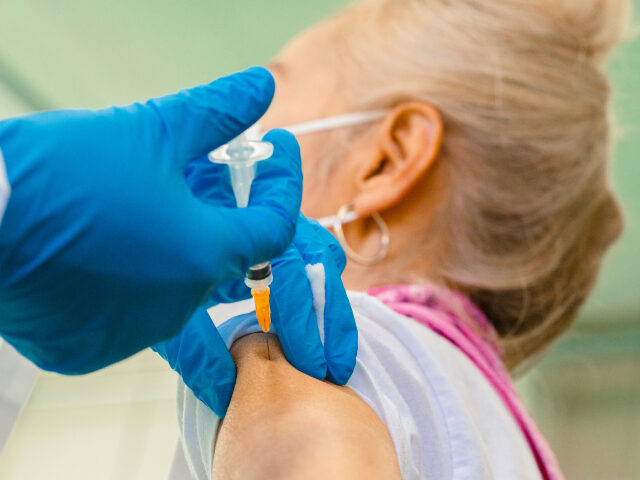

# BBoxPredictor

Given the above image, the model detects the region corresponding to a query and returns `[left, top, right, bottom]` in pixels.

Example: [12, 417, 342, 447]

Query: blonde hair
[333, 0, 627, 369]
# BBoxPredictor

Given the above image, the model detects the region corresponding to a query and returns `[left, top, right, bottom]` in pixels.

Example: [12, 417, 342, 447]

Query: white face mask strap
[248, 109, 389, 229]
[281, 110, 389, 136]
[246, 109, 390, 140]
[316, 210, 359, 229]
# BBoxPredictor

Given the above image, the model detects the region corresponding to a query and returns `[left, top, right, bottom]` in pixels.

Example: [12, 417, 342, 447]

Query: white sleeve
[0, 148, 10, 224]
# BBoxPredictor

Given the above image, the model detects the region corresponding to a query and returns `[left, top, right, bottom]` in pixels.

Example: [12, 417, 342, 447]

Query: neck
[341, 263, 384, 291]
[339, 224, 445, 293]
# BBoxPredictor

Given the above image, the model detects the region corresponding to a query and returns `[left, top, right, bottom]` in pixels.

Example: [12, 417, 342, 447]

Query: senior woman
[177, 0, 627, 478]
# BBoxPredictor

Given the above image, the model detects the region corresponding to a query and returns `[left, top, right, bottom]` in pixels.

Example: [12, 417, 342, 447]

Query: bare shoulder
[212, 333, 401, 480]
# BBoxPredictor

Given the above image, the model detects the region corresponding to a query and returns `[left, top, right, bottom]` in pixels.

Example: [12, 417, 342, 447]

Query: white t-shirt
[177, 291, 541, 480]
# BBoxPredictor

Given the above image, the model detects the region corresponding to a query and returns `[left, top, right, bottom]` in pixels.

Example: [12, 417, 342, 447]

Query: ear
[353, 102, 442, 217]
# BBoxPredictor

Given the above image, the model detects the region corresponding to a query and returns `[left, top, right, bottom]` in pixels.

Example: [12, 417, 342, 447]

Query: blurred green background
[0, 1, 638, 478]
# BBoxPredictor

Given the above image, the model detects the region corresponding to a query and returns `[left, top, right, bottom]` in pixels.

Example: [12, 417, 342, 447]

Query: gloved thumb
[146, 66, 275, 168]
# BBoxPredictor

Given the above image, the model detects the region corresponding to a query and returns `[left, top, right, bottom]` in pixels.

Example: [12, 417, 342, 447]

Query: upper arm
[212, 333, 401, 480]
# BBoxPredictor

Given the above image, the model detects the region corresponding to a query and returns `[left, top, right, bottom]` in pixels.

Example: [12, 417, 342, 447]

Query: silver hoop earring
[333, 204, 389, 265]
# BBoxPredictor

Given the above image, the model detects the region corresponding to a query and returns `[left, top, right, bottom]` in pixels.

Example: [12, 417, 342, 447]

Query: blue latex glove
[157, 155, 358, 415]
[153, 306, 236, 416]
[270, 217, 358, 385]
[0, 67, 302, 379]
[155, 216, 358, 415]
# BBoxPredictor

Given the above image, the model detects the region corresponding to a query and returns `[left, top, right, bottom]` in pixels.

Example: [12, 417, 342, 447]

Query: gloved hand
[269, 217, 358, 385]
[157, 153, 358, 415]
[153, 306, 236, 416]
[0, 67, 303, 376]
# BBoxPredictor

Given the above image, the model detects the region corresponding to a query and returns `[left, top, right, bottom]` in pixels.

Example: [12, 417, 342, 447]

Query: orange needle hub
[251, 287, 271, 332]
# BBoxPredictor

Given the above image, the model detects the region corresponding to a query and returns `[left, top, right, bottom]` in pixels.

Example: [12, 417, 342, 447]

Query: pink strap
[368, 284, 564, 480]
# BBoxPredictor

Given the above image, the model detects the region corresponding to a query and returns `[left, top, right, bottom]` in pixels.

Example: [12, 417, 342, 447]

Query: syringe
[209, 133, 274, 332]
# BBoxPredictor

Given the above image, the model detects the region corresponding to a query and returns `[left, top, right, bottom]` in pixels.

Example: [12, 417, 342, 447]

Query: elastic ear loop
[332, 204, 390, 266]
[282, 110, 389, 136]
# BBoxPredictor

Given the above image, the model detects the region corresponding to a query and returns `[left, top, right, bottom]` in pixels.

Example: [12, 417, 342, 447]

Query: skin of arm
[212, 333, 402, 480]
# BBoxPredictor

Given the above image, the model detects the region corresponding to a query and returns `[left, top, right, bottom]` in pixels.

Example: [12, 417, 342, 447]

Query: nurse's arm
[212, 333, 401, 480]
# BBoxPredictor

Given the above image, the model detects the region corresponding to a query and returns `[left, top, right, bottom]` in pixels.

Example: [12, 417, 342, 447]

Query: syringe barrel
[228, 163, 255, 208]
[209, 133, 273, 208]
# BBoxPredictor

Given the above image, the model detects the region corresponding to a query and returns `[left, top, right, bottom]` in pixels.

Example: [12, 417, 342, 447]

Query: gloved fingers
[311, 221, 348, 274]
[317, 255, 358, 385]
[146, 66, 274, 168]
[248, 129, 302, 226]
[291, 219, 357, 385]
[203, 129, 302, 280]
[184, 156, 236, 207]
[293, 216, 348, 274]
[152, 307, 236, 417]
[207, 277, 251, 305]
[270, 245, 327, 380]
